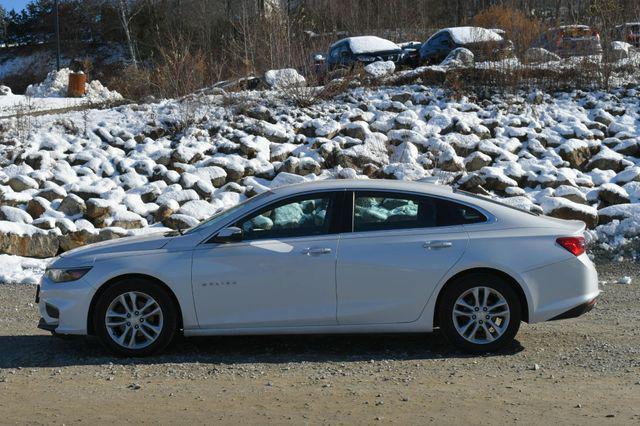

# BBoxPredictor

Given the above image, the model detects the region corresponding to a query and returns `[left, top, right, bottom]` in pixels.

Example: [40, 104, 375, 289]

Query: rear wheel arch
[434, 268, 529, 327]
[87, 274, 183, 335]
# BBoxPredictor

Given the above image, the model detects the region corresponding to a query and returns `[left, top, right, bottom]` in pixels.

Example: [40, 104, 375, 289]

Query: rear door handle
[302, 247, 332, 256]
[423, 241, 453, 250]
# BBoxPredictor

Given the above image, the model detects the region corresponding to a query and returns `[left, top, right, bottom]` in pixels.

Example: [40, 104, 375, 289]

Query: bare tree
[114, 0, 145, 68]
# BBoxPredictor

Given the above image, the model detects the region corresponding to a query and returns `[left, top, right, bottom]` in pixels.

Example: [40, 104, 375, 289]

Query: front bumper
[37, 277, 95, 335]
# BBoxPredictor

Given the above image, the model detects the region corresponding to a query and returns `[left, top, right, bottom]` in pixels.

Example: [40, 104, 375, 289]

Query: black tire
[438, 273, 521, 354]
[93, 278, 177, 357]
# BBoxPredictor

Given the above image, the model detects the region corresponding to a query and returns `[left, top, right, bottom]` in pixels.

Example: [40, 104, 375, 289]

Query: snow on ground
[0, 71, 640, 283]
[0, 68, 122, 117]
[0, 254, 49, 285]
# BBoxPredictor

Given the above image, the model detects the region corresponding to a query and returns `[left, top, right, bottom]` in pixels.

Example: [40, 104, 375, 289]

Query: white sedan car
[37, 180, 599, 356]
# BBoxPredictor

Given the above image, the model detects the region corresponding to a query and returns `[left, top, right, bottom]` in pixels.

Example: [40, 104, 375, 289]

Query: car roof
[269, 179, 452, 196]
[330, 36, 401, 54]
[428, 27, 503, 44]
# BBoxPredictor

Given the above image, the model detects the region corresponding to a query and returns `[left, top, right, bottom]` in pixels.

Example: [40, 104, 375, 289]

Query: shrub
[472, 5, 544, 57]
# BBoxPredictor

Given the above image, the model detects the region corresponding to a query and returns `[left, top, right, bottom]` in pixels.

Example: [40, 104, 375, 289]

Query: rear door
[336, 191, 480, 325]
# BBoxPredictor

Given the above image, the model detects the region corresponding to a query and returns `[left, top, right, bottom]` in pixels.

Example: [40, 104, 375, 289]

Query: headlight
[45, 267, 92, 283]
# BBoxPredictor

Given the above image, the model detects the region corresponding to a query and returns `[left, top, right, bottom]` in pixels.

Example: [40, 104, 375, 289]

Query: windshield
[184, 190, 273, 235]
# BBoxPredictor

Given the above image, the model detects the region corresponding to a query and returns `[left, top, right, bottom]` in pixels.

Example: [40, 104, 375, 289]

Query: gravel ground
[0, 259, 639, 425]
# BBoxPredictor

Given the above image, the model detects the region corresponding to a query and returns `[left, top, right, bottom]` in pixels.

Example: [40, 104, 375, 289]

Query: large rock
[524, 47, 561, 63]
[58, 194, 86, 216]
[364, 61, 396, 78]
[610, 41, 632, 61]
[58, 228, 126, 252]
[584, 147, 625, 172]
[26, 197, 49, 219]
[557, 140, 591, 168]
[464, 152, 492, 172]
[598, 183, 630, 206]
[7, 175, 39, 192]
[441, 47, 474, 68]
[598, 203, 640, 224]
[162, 214, 200, 230]
[85, 198, 113, 221]
[540, 197, 598, 228]
[263, 68, 306, 89]
[0, 223, 60, 258]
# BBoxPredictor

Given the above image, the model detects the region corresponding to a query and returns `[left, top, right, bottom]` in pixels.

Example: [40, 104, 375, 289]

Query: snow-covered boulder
[557, 139, 592, 168]
[0, 85, 12, 96]
[598, 183, 630, 206]
[0, 222, 60, 258]
[441, 48, 474, 68]
[264, 68, 306, 89]
[524, 47, 561, 64]
[7, 175, 39, 192]
[610, 41, 633, 61]
[540, 197, 598, 228]
[364, 61, 396, 78]
[598, 203, 640, 224]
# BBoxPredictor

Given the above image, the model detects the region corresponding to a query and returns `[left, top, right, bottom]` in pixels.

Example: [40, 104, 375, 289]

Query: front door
[192, 192, 340, 329]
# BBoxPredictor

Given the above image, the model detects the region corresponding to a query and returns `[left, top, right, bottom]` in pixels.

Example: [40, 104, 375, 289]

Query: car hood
[59, 232, 174, 260]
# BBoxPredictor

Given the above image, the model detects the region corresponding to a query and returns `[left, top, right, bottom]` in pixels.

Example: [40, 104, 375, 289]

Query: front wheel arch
[87, 274, 183, 335]
[433, 268, 529, 328]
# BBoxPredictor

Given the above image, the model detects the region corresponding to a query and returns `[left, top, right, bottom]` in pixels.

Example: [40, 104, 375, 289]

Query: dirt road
[1, 259, 639, 425]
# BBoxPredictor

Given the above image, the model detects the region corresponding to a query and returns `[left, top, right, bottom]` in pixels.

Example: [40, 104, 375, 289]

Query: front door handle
[423, 241, 453, 250]
[302, 247, 332, 256]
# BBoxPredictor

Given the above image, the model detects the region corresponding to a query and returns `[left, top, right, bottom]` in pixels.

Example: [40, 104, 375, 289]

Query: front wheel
[93, 279, 177, 357]
[438, 273, 521, 353]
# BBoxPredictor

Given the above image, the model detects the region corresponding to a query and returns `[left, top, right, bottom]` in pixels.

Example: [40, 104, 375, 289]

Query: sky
[1, 0, 30, 13]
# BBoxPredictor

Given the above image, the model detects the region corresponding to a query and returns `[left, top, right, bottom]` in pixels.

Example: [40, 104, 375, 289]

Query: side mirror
[213, 227, 243, 244]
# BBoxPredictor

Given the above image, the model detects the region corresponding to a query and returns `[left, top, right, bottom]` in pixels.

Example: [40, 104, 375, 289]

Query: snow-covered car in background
[37, 180, 599, 357]
[535, 25, 603, 58]
[326, 36, 404, 71]
[419, 26, 512, 65]
[614, 23, 640, 48]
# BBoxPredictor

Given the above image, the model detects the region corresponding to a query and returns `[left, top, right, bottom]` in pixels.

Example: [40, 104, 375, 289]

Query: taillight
[556, 236, 586, 256]
[594, 31, 600, 40]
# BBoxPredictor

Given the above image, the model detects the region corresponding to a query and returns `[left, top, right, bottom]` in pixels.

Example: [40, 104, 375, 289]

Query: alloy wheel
[105, 291, 164, 349]
[452, 286, 511, 345]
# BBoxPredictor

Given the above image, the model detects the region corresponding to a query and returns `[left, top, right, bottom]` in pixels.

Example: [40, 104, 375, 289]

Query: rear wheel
[438, 273, 521, 353]
[93, 279, 177, 357]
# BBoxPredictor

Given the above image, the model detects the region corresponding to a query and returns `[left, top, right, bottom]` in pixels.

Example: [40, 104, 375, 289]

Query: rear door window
[352, 191, 486, 233]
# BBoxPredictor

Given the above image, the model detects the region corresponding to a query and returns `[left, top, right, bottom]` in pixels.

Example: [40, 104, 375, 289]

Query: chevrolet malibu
[37, 180, 599, 356]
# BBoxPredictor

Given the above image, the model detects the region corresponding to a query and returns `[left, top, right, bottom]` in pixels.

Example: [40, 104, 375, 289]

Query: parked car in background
[399, 41, 423, 67]
[614, 23, 640, 48]
[327, 36, 404, 71]
[38, 180, 599, 357]
[419, 26, 512, 65]
[535, 25, 603, 57]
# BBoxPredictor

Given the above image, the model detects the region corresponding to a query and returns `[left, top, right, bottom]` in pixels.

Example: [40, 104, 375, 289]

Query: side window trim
[347, 190, 490, 234]
[207, 190, 345, 243]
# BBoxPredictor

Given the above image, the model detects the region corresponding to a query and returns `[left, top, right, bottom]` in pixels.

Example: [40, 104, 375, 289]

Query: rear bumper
[522, 254, 600, 323]
[549, 296, 598, 321]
